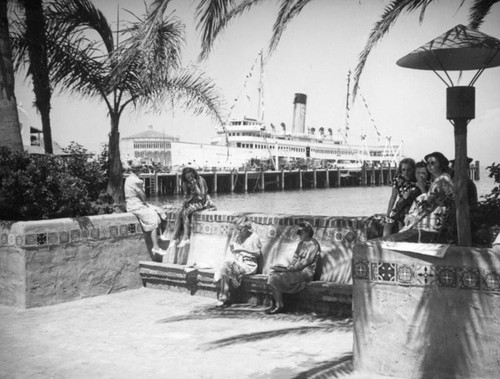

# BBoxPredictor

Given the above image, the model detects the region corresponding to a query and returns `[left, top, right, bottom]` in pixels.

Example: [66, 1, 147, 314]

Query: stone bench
[139, 261, 352, 316]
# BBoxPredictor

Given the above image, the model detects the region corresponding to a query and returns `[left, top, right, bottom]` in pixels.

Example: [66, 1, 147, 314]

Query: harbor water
[149, 169, 495, 217]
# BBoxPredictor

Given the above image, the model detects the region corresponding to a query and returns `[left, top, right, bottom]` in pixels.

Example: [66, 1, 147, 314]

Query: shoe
[216, 300, 231, 307]
[152, 248, 167, 256]
[159, 235, 169, 241]
[265, 306, 284, 315]
[177, 239, 190, 248]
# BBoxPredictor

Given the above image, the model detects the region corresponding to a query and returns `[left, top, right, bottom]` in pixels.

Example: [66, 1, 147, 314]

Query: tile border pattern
[1, 212, 371, 248]
[353, 259, 500, 293]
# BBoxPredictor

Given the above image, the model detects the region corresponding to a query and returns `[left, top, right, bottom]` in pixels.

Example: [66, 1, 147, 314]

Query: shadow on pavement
[291, 354, 354, 379]
[156, 303, 353, 325]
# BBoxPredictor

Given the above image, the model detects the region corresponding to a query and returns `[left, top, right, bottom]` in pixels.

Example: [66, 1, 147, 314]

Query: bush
[471, 162, 500, 247]
[0, 144, 114, 221]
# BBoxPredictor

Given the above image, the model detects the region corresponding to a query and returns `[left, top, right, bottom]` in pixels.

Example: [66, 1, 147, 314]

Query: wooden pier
[139, 161, 480, 196]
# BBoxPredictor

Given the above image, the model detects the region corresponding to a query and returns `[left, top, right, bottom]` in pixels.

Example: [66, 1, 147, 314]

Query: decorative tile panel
[59, 231, 69, 243]
[415, 265, 436, 286]
[109, 226, 118, 238]
[119, 225, 128, 236]
[353, 260, 370, 280]
[459, 268, 480, 290]
[70, 230, 81, 242]
[25, 234, 37, 246]
[36, 233, 47, 246]
[90, 228, 100, 239]
[48, 233, 58, 245]
[397, 264, 414, 285]
[483, 272, 500, 292]
[436, 266, 457, 288]
[127, 224, 136, 234]
[344, 230, 356, 244]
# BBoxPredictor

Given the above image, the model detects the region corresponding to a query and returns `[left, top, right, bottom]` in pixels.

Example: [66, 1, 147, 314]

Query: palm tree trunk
[108, 112, 124, 206]
[24, 0, 53, 154]
[0, 0, 23, 151]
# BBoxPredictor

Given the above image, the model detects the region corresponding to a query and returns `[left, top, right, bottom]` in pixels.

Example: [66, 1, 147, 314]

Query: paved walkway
[0, 288, 390, 379]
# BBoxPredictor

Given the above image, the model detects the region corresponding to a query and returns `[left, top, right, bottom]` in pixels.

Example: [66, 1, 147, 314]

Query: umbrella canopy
[397, 24, 500, 71]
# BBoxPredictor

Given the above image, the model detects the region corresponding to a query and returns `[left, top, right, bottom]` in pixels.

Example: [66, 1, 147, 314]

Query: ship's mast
[257, 50, 264, 123]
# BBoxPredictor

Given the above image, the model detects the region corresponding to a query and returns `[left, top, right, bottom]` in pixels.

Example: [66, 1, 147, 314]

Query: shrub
[0, 144, 114, 221]
[471, 163, 500, 247]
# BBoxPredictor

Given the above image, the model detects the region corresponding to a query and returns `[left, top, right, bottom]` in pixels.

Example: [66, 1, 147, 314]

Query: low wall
[161, 210, 381, 283]
[0, 210, 382, 308]
[0, 214, 151, 308]
[353, 230, 500, 378]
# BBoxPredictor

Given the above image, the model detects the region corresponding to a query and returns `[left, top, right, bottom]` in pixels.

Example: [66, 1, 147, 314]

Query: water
[150, 169, 495, 217]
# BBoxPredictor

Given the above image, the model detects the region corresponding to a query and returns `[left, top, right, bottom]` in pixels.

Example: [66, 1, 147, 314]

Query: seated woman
[384, 158, 418, 236]
[124, 160, 169, 256]
[169, 167, 216, 250]
[402, 152, 455, 240]
[213, 217, 262, 307]
[266, 222, 321, 315]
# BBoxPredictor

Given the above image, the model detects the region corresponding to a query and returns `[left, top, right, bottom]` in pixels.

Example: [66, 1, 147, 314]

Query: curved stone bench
[139, 261, 352, 316]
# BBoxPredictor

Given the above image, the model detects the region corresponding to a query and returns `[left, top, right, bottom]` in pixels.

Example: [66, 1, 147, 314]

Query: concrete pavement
[0, 288, 391, 378]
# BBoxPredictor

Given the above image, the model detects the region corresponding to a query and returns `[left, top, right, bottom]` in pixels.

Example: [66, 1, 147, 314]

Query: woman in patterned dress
[383, 158, 419, 236]
[266, 222, 321, 315]
[402, 152, 455, 239]
[169, 167, 216, 250]
[214, 217, 262, 306]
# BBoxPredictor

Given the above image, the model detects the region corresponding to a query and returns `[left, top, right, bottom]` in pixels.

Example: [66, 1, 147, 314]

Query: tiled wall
[352, 238, 500, 378]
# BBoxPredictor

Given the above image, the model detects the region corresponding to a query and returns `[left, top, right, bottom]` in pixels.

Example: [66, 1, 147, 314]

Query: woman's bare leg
[172, 211, 183, 241]
[150, 228, 160, 250]
[272, 287, 284, 308]
[181, 210, 191, 241]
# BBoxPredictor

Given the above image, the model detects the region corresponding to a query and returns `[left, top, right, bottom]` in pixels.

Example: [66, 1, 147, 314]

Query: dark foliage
[471, 162, 500, 247]
[0, 144, 114, 221]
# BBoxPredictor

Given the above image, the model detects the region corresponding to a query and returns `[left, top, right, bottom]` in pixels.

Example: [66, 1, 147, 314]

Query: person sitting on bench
[213, 217, 262, 307]
[266, 221, 321, 314]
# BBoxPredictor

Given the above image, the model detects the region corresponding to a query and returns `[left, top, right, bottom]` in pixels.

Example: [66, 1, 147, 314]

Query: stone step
[139, 261, 352, 316]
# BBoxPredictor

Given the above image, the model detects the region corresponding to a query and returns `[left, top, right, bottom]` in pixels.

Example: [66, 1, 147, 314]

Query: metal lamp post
[397, 24, 500, 246]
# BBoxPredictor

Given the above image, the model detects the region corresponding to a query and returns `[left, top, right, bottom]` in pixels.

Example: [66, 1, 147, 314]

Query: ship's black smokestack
[292, 93, 307, 135]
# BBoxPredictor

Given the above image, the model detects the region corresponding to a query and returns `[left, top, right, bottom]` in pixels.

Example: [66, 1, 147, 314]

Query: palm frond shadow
[199, 324, 346, 351]
[157, 303, 353, 325]
[291, 354, 354, 379]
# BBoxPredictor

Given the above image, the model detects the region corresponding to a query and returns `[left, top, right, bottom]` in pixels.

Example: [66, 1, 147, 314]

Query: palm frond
[269, 0, 312, 54]
[468, 0, 499, 29]
[196, 0, 235, 60]
[132, 67, 226, 125]
[45, 30, 109, 101]
[46, 0, 114, 54]
[351, 0, 429, 100]
[8, 10, 30, 74]
[196, 0, 265, 61]
[109, 2, 185, 88]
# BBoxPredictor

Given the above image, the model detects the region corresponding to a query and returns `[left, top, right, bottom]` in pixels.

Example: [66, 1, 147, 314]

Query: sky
[14, 0, 500, 166]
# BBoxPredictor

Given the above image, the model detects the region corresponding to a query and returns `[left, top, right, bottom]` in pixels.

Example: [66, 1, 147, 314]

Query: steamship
[208, 92, 402, 170]
[121, 52, 403, 170]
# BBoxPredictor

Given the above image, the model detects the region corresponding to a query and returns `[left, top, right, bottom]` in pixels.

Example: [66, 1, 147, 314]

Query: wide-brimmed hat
[424, 152, 449, 168]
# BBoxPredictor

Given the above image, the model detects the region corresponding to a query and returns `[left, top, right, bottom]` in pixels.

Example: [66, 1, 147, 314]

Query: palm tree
[0, 0, 23, 151]
[8, 0, 54, 154]
[191, 0, 498, 97]
[12, 0, 224, 204]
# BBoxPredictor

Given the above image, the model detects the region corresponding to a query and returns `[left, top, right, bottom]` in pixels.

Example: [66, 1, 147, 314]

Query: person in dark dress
[266, 222, 321, 315]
